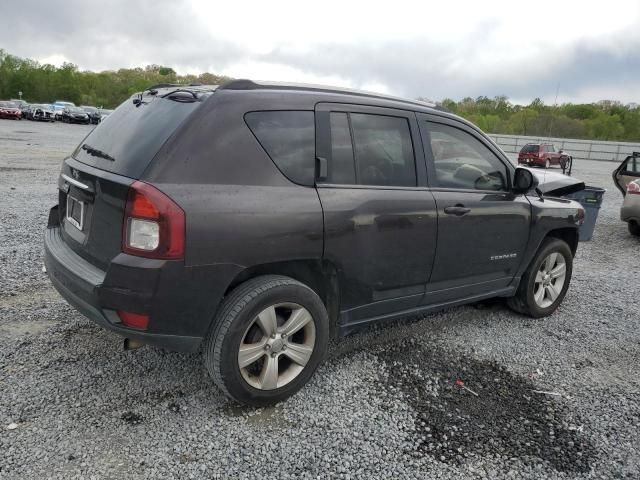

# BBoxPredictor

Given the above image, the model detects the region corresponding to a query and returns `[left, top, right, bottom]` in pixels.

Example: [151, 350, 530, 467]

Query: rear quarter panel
[143, 89, 324, 295]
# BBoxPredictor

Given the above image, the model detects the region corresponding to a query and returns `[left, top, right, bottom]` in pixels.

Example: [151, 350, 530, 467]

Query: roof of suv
[218, 79, 438, 111]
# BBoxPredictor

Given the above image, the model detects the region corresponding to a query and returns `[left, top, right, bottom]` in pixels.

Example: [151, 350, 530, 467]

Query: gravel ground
[1, 119, 639, 479]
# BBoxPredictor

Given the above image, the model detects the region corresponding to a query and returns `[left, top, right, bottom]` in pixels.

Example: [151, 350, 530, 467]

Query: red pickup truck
[518, 143, 570, 169]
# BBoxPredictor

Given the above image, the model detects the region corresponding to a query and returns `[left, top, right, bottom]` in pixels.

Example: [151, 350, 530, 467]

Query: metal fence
[487, 134, 640, 163]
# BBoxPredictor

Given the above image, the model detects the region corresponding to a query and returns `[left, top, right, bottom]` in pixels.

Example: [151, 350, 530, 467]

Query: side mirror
[558, 149, 564, 154]
[513, 167, 538, 193]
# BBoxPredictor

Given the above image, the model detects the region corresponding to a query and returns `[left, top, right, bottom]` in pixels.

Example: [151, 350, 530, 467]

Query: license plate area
[66, 195, 85, 230]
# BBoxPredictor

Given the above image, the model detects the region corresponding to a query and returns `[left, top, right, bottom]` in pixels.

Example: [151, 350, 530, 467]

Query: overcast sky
[2, 0, 639, 104]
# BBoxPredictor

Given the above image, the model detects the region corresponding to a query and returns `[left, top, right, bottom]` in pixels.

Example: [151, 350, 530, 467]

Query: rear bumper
[518, 158, 545, 167]
[621, 201, 640, 223]
[44, 223, 203, 352]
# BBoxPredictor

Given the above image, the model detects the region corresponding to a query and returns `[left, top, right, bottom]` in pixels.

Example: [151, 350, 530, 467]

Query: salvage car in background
[60, 106, 90, 124]
[518, 143, 571, 169]
[613, 152, 640, 236]
[52, 101, 76, 120]
[81, 106, 102, 124]
[27, 104, 55, 122]
[0, 101, 22, 120]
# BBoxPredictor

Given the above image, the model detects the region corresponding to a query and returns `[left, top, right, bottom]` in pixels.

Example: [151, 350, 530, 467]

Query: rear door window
[245, 111, 315, 186]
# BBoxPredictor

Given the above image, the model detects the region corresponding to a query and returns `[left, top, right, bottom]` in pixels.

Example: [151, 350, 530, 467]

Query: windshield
[68, 107, 85, 113]
[72, 91, 211, 178]
[521, 144, 540, 153]
[0, 101, 18, 108]
[82, 106, 97, 113]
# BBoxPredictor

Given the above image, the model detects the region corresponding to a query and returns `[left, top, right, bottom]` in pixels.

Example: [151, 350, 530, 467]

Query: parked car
[60, 106, 90, 124]
[44, 80, 585, 406]
[518, 143, 571, 169]
[51, 101, 76, 120]
[0, 101, 22, 120]
[11, 99, 28, 110]
[27, 104, 55, 122]
[81, 106, 102, 124]
[19, 102, 31, 117]
[53, 100, 76, 108]
[612, 152, 640, 236]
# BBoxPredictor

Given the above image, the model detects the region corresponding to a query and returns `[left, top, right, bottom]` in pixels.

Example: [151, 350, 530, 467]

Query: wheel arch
[221, 259, 341, 338]
[546, 227, 579, 256]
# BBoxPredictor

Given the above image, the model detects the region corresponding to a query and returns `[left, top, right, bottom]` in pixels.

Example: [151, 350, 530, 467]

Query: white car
[613, 153, 640, 236]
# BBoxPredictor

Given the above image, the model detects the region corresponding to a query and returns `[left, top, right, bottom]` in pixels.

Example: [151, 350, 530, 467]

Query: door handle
[444, 205, 471, 216]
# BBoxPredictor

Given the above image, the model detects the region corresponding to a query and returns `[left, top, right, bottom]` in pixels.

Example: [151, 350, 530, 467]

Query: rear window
[245, 111, 315, 186]
[72, 92, 209, 178]
[521, 144, 540, 153]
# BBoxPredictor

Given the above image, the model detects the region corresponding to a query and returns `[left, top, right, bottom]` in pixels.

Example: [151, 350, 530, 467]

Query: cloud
[1, 0, 639, 104]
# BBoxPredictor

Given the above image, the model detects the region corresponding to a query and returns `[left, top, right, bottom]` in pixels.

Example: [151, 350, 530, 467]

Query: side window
[245, 111, 315, 185]
[547, 144, 555, 152]
[328, 112, 356, 184]
[426, 122, 508, 191]
[350, 113, 416, 187]
[625, 157, 640, 173]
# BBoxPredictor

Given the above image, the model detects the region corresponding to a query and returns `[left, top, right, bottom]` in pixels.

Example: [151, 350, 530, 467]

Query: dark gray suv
[44, 80, 585, 405]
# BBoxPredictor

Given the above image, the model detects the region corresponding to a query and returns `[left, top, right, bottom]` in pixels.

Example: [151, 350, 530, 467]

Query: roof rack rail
[146, 83, 181, 90]
[218, 79, 436, 109]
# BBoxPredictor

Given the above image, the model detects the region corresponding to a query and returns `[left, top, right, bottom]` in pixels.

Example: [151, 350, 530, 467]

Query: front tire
[203, 275, 329, 406]
[545, 159, 551, 169]
[629, 221, 640, 237]
[507, 238, 573, 318]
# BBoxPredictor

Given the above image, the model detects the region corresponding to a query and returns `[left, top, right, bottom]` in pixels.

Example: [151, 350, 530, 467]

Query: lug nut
[282, 345, 287, 350]
[264, 344, 271, 351]
[271, 352, 277, 358]
[271, 333, 276, 339]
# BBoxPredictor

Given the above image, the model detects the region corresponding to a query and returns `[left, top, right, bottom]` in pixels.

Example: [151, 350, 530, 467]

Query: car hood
[523, 167, 585, 196]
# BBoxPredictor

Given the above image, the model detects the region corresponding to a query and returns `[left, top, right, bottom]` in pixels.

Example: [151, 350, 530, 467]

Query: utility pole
[18, 91, 22, 100]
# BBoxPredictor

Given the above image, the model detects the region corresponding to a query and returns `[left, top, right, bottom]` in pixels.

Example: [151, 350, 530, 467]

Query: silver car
[613, 153, 640, 236]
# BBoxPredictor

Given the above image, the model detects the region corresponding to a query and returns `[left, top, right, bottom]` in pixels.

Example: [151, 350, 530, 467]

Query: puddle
[377, 342, 594, 473]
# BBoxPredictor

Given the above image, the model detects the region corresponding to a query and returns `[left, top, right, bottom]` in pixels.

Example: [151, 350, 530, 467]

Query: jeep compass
[45, 80, 585, 405]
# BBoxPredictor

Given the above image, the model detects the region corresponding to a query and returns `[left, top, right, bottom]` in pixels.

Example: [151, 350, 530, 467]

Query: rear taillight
[122, 181, 185, 259]
[627, 181, 640, 195]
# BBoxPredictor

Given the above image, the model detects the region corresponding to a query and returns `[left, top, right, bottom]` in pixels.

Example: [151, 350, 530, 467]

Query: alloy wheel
[238, 303, 316, 390]
[533, 252, 567, 308]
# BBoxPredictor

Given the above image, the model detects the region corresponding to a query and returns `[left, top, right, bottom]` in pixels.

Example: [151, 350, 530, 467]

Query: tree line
[2, 49, 639, 141]
[0, 49, 229, 109]
[435, 96, 640, 142]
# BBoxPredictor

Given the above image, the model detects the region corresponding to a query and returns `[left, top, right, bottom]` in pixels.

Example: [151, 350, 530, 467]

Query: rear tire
[507, 238, 573, 318]
[203, 275, 329, 406]
[629, 221, 640, 237]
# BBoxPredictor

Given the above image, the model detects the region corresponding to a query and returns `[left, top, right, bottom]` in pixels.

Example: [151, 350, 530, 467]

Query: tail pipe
[123, 338, 145, 351]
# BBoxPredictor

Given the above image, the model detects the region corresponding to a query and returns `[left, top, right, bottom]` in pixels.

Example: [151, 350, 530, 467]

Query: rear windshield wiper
[161, 89, 200, 103]
[81, 143, 115, 162]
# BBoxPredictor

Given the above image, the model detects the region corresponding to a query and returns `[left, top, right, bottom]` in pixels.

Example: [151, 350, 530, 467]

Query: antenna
[542, 82, 561, 186]
[547, 82, 560, 139]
